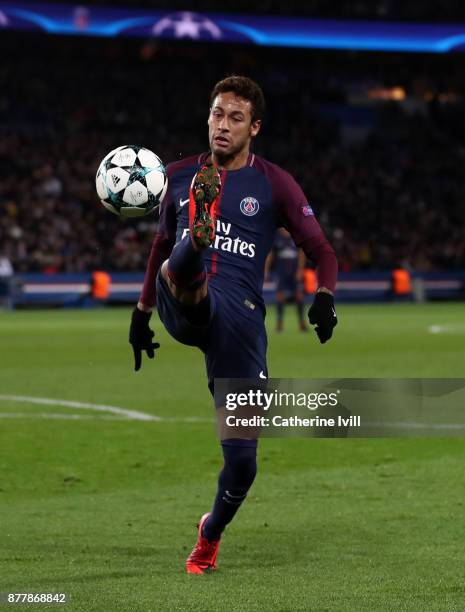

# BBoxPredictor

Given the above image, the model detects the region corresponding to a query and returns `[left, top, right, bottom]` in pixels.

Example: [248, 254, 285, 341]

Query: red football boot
[186, 513, 221, 575]
[189, 164, 221, 249]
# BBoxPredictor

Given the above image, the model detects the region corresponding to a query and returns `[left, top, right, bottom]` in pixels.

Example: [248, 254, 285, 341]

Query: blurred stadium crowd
[47, 0, 465, 23]
[1, 31, 464, 274]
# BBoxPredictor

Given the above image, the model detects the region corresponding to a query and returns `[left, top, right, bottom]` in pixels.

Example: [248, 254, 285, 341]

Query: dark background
[1, 2, 464, 274]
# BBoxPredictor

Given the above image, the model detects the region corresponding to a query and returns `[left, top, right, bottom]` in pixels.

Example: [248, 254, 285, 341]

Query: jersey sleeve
[139, 177, 177, 307]
[271, 165, 338, 293]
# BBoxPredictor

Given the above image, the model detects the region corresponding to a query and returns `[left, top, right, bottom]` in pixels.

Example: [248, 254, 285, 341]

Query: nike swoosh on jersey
[179, 197, 189, 207]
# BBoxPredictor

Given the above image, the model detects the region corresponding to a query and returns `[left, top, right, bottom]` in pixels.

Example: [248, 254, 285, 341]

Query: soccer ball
[95, 145, 168, 217]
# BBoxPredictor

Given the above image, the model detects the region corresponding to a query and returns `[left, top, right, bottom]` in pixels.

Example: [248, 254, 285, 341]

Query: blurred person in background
[0, 250, 14, 308]
[265, 228, 308, 332]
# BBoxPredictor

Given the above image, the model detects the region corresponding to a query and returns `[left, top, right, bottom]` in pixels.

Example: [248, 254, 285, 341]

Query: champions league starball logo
[240, 197, 259, 216]
[152, 11, 223, 40]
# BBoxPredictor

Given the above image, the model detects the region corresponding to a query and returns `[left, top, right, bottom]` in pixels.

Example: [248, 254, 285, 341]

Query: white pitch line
[0, 412, 127, 421]
[428, 324, 465, 334]
[0, 394, 214, 423]
[164, 416, 214, 423]
[0, 411, 213, 423]
[364, 421, 465, 430]
[0, 394, 160, 421]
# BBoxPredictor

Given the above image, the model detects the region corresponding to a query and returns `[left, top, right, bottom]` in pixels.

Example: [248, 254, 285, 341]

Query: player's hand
[308, 292, 337, 344]
[129, 307, 160, 371]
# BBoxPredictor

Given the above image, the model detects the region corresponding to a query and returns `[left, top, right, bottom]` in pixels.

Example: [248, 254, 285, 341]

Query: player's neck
[211, 148, 250, 171]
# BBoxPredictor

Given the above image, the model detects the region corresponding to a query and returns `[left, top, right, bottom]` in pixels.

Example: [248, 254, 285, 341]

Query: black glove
[129, 307, 160, 371]
[308, 292, 337, 344]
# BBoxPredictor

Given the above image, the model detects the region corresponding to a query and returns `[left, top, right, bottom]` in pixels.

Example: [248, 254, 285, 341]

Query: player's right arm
[129, 180, 177, 371]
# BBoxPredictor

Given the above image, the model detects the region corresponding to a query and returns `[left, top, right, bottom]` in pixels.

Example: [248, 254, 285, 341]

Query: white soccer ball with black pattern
[95, 145, 168, 217]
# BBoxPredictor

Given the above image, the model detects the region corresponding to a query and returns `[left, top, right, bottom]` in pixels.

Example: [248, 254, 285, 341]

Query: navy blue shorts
[156, 273, 268, 399]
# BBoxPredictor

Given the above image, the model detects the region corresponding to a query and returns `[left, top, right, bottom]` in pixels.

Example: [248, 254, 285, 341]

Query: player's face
[208, 92, 261, 160]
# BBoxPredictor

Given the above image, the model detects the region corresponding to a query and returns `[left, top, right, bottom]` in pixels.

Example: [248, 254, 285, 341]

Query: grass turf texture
[0, 303, 464, 611]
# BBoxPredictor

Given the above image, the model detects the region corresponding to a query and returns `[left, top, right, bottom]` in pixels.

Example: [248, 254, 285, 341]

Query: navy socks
[202, 440, 257, 542]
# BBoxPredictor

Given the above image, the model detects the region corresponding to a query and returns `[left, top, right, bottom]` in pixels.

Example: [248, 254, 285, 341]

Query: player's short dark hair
[210, 76, 265, 123]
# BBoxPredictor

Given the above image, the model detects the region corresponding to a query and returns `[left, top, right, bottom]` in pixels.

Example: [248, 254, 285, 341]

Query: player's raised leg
[160, 164, 221, 312]
[190, 163, 221, 249]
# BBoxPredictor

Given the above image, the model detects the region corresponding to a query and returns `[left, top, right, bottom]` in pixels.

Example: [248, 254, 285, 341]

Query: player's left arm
[272, 167, 338, 343]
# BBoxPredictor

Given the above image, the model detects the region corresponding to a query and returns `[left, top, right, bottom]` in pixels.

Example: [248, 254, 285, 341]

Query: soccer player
[129, 76, 338, 574]
[265, 228, 308, 332]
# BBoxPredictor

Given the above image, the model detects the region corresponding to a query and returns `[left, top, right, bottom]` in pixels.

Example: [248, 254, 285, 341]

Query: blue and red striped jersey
[141, 152, 337, 307]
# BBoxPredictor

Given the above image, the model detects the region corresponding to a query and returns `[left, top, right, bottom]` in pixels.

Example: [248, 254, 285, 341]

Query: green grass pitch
[0, 303, 464, 611]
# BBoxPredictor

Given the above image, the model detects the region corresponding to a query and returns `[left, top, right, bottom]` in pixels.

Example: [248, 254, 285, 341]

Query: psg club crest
[240, 197, 259, 216]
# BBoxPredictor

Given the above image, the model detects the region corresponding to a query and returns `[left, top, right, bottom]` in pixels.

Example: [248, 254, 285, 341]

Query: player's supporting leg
[204, 440, 257, 540]
[276, 291, 285, 332]
[186, 439, 257, 574]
